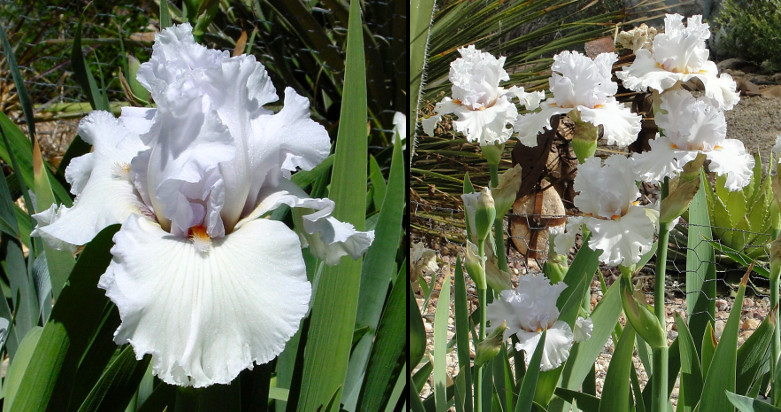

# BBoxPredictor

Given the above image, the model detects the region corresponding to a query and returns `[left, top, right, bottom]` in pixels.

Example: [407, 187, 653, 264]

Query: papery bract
[32, 23, 374, 387]
[632, 89, 753, 191]
[514, 51, 640, 148]
[486, 273, 574, 371]
[617, 14, 739, 110]
[421, 45, 544, 146]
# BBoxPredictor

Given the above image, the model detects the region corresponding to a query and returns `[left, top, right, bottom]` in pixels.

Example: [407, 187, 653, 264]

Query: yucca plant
[704, 153, 780, 263]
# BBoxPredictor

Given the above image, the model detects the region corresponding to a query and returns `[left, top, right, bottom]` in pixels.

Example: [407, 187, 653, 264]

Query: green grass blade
[701, 321, 716, 379]
[433, 268, 452, 412]
[453, 258, 473, 412]
[8, 225, 118, 411]
[0, 22, 34, 140]
[72, 21, 110, 111]
[698, 271, 750, 412]
[3, 326, 43, 412]
[736, 312, 775, 395]
[516, 331, 546, 412]
[553, 388, 600, 412]
[676, 313, 703, 412]
[0, 113, 33, 196]
[726, 391, 781, 412]
[600, 325, 635, 412]
[296, 0, 368, 409]
[76, 345, 151, 412]
[687, 173, 716, 349]
[356, 263, 407, 411]
[368, 155, 386, 210]
[549, 280, 622, 412]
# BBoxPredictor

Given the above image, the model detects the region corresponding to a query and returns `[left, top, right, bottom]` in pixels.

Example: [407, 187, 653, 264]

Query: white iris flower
[486, 273, 591, 371]
[555, 155, 657, 267]
[421, 45, 544, 146]
[32, 24, 374, 387]
[632, 89, 754, 191]
[514, 50, 641, 148]
[617, 14, 739, 110]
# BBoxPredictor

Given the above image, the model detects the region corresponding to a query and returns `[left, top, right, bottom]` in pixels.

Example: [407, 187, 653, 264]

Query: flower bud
[462, 188, 496, 245]
[475, 320, 507, 367]
[569, 110, 599, 163]
[482, 143, 504, 166]
[484, 249, 513, 291]
[465, 241, 487, 290]
[492, 164, 522, 218]
[620, 277, 666, 348]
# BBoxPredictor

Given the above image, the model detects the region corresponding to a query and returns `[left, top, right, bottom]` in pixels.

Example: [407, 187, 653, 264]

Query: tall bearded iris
[631, 89, 754, 191]
[617, 14, 739, 110]
[554, 155, 657, 267]
[421, 45, 544, 147]
[514, 51, 641, 148]
[32, 24, 374, 387]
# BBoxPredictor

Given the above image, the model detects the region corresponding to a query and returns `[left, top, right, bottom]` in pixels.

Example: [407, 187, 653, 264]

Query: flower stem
[653, 178, 670, 412]
[489, 163, 509, 272]
[771, 274, 780, 406]
[474, 240, 488, 412]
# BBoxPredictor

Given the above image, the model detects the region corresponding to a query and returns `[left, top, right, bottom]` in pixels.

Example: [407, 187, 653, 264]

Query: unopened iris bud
[475, 320, 507, 367]
[660, 153, 706, 224]
[569, 110, 599, 163]
[620, 277, 666, 348]
[484, 251, 513, 291]
[462, 188, 496, 245]
[465, 241, 487, 290]
[492, 164, 522, 218]
[482, 143, 504, 166]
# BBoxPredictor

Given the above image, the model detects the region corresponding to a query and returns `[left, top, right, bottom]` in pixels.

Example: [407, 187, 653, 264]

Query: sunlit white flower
[421, 45, 544, 146]
[32, 24, 373, 387]
[486, 273, 573, 371]
[632, 89, 753, 190]
[617, 14, 739, 110]
[515, 51, 641, 147]
[557, 155, 656, 266]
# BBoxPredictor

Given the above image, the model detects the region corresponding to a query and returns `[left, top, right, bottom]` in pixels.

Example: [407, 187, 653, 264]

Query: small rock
[742, 318, 761, 330]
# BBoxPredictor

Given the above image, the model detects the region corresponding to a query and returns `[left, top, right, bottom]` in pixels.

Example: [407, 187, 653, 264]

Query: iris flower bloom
[555, 155, 657, 267]
[632, 89, 753, 191]
[421, 45, 544, 146]
[486, 273, 591, 371]
[33, 24, 374, 387]
[617, 14, 739, 110]
[514, 51, 641, 148]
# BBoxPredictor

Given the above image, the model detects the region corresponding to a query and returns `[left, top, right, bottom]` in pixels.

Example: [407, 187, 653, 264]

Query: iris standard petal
[32, 111, 147, 248]
[99, 214, 310, 388]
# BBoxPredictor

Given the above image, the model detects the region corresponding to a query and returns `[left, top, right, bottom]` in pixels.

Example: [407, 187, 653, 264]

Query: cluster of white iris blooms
[422, 13, 752, 372]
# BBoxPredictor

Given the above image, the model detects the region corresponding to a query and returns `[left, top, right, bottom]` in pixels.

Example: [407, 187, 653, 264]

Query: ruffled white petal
[631, 135, 697, 183]
[553, 217, 582, 257]
[574, 155, 639, 219]
[514, 321, 573, 371]
[506, 86, 545, 110]
[705, 139, 755, 191]
[239, 182, 374, 265]
[653, 14, 710, 74]
[421, 98, 459, 136]
[549, 51, 617, 109]
[656, 89, 726, 150]
[32, 111, 147, 248]
[616, 49, 681, 93]
[574, 317, 593, 343]
[584, 206, 656, 266]
[693, 71, 740, 111]
[99, 214, 310, 388]
[578, 100, 641, 147]
[449, 45, 509, 109]
[513, 102, 570, 147]
[446, 96, 517, 146]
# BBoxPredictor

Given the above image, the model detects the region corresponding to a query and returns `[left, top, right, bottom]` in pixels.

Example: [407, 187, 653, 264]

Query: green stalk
[489, 163, 509, 272]
[474, 240, 488, 412]
[652, 178, 670, 412]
